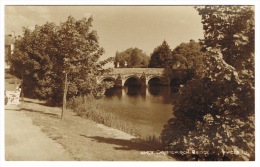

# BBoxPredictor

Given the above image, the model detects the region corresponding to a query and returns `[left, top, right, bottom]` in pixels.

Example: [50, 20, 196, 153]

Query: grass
[67, 96, 164, 149]
[16, 95, 163, 146]
[67, 95, 141, 137]
[145, 134, 162, 145]
[16, 98, 172, 160]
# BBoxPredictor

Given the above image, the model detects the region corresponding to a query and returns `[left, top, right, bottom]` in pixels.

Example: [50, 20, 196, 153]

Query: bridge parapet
[99, 68, 168, 87]
[110, 68, 165, 75]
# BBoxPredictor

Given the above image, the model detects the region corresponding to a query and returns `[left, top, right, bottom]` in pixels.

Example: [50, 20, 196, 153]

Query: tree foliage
[149, 40, 172, 68]
[9, 16, 113, 105]
[161, 6, 254, 161]
[171, 40, 204, 73]
[114, 48, 149, 68]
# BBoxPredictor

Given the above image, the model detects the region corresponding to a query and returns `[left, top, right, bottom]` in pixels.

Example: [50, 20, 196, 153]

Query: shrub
[161, 6, 254, 161]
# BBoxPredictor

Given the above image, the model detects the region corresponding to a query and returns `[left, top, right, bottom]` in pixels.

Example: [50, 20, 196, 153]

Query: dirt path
[5, 106, 74, 161]
[5, 101, 175, 161]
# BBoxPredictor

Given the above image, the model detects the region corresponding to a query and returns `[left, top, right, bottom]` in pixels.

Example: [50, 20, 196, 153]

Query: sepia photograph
[1, 1, 258, 166]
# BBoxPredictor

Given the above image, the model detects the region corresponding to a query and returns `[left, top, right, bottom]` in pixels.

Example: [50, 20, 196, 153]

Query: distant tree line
[114, 48, 149, 68]
[113, 40, 204, 73]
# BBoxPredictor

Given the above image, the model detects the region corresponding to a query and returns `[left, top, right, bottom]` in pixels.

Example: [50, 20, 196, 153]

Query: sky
[5, 6, 204, 67]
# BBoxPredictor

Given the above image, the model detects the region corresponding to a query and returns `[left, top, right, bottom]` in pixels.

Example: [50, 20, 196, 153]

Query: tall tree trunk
[21, 70, 24, 102]
[61, 72, 68, 119]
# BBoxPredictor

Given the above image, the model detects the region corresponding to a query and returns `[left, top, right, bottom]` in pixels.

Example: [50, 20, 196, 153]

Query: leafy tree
[171, 40, 204, 73]
[10, 23, 57, 100]
[161, 6, 254, 161]
[129, 48, 142, 67]
[114, 48, 149, 68]
[149, 40, 172, 68]
[9, 16, 113, 105]
[114, 51, 125, 67]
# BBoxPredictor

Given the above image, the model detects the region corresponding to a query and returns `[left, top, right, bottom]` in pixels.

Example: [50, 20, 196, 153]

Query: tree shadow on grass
[80, 135, 163, 151]
[22, 108, 60, 119]
[21, 98, 60, 107]
[22, 99, 46, 105]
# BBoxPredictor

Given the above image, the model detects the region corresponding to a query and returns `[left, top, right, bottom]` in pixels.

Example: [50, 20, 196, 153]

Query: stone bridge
[99, 68, 173, 87]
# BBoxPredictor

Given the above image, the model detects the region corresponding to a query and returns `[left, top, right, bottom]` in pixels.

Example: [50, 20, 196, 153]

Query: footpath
[5, 105, 73, 161]
[5, 100, 174, 161]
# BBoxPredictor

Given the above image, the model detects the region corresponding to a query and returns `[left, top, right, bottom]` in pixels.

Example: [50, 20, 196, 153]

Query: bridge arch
[99, 77, 117, 87]
[100, 76, 116, 83]
[147, 76, 163, 86]
[123, 75, 141, 87]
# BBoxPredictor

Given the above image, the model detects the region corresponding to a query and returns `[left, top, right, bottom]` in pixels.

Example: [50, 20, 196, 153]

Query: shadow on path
[5, 106, 21, 111]
[23, 99, 43, 104]
[22, 108, 60, 119]
[80, 135, 162, 151]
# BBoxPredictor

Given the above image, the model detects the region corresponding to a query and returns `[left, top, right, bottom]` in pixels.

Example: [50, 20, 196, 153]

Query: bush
[161, 6, 255, 161]
[161, 77, 255, 161]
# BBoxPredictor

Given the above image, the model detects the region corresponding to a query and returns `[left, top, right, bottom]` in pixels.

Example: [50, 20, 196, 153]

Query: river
[99, 86, 176, 138]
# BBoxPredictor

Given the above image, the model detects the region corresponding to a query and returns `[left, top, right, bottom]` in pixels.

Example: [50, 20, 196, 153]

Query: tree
[161, 6, 254, 161]
[10, 23, 57, 100]
[9, 16, 113, 105]
[149, 40, 172, 68]
[114, 48, 149, 68]
[171, 40, 204, 73]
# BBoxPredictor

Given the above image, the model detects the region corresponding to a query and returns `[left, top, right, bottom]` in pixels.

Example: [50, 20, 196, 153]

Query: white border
[0, 0, 5, 166]
[0, 1, 259, 167]
[0, 0, 257, 5]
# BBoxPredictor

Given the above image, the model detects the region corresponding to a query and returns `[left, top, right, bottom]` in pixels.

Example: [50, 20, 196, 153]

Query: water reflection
[104, 85, 179, 103]
[102, 85, 181, 138]
[105, 87, 123, 98]
[148, 85, 162, 96]
[125, 86, 142, 96]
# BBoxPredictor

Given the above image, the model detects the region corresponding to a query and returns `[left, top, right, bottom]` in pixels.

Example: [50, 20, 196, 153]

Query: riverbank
[7, 98, 174, 161]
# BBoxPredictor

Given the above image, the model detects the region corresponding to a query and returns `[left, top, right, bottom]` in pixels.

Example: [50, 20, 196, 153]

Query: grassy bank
[68, 95, 164, 147]
[68, 95, 141, 137]
[16, 98, 171, 160]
